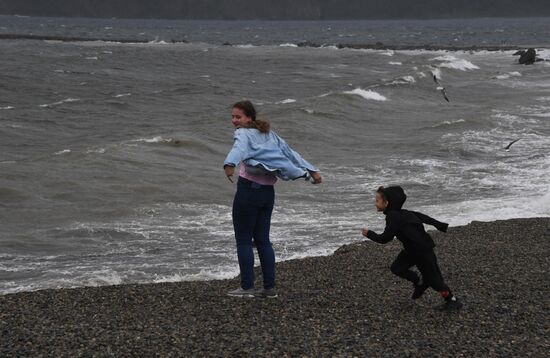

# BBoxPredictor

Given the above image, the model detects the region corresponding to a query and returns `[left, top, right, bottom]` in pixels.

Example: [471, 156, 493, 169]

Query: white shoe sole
[227, 293, 255, 298]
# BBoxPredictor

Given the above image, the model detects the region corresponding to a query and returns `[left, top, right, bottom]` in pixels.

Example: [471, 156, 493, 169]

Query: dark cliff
[1, 0, 549, 19]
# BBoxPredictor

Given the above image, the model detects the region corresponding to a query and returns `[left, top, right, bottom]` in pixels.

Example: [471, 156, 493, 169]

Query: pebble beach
[1, 217, 549, 357]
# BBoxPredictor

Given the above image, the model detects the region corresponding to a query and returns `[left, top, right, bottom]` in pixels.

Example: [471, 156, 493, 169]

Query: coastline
[1, 217, 549, 356]
[0, 34, 546, 51]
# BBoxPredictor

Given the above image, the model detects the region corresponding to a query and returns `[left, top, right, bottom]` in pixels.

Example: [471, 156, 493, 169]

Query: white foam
[438, 119, 466, 126]
[83, 270, 124, 286]
[85, 56, 98, 60]
[279, 43, 298, 47]
[86, 148, 106, 154]
[235, 44, 256, 49]
[39, 98, 80, 108]
[344, 88, 388, 101]
[379, 50, 395, 57]
[494, 71, 522, 80]
[536, 49, 550, 60]
[431, 68, 442, 79]
[114, 93, 131, 98]
[431, 55, 480, 71]
[320, 45, 339, 50]
[529, 112, 550, 118]
[277, 99, 297, 104]
[389, 61, 402, 65]
[54, 149, 71, 155]
[148, 38, 169, 45]
[132, 136, 164, 143]
[420, 193, 550, 227]
[0, 106, 14, 110]
[153, 268, 239, 283]
[391, 76, 416, 85]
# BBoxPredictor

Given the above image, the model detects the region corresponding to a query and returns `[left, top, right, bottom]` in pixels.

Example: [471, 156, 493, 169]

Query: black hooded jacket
[366, 186, 448, 252]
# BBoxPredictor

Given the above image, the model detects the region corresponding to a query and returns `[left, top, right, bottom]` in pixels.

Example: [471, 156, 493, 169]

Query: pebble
[1, 218, 549, 356]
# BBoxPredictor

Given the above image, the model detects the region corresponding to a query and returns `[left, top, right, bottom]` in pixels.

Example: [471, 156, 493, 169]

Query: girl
[224, 100, 322, 298]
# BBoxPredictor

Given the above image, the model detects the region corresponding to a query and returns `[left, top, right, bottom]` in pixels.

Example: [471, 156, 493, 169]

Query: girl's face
[231, 107, 253, 127]
[375, 192, 388, 212]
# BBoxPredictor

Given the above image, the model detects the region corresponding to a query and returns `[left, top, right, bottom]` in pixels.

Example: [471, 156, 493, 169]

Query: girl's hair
[232, 100, 270, 133]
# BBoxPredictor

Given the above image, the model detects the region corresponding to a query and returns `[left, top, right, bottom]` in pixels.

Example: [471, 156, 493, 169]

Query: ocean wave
[419, 190, 550, 227]
[0, 106, 15, 110]
[234, 44, 256, 49]
[128, 136, 219, 152]
[492, 71, 522, 80]
[86, 148, 106, 154]
[430, 68, 442, 79]
[344, 88, 388, 101]
[153, 268, 239, 283]
[54, 149, 71, 155]
[39, 98, 80, 108]
[388, 76, 416, 85]
[429, 119, 466, 128]
[431, 55, 480, 71]
[277, 98, 297, 104]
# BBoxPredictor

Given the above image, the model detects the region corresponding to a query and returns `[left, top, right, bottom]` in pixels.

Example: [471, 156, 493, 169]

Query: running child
[361, 186, 462, 310]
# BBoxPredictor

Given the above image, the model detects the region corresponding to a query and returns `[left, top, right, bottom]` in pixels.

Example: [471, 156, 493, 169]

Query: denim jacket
[224, 127, 318, 181]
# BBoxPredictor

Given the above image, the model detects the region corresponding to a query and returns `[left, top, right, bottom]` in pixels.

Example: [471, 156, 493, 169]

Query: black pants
[390, 249, 450, 292]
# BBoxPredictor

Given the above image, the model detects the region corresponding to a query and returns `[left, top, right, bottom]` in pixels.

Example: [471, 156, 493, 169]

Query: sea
[1, 16, 549, 294]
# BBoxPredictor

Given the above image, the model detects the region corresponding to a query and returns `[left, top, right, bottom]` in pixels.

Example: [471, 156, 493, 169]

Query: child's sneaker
[227, 287, 255, 298]
[254, 288, 278, 299]
[436, 297, 463, 311]
[411, 282, 429, 300]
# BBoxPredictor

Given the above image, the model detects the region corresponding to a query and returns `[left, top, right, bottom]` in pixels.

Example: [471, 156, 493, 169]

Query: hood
[383, 186, 407, 213]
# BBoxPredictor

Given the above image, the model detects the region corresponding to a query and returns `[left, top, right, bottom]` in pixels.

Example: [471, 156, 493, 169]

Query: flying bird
[433, 74, 450, 102]
[504, 139, 520, 151]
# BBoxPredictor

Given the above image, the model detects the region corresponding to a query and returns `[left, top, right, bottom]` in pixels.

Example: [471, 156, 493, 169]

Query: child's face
[375, 192, 388, 211]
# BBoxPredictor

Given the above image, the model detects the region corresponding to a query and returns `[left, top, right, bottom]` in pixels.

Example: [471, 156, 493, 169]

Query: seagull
[504, 139, 520, 151]
[433, 74, 450, 102]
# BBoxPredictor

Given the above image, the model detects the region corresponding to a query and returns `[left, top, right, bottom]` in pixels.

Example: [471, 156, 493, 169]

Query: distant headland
[1, 0, 550, 20]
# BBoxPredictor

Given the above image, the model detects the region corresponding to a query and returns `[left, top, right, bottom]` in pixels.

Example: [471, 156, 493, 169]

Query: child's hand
[361, 228, 369, 237]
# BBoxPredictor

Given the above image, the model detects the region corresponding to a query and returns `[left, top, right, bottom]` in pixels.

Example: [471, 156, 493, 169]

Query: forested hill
[1, 0, 550, 20]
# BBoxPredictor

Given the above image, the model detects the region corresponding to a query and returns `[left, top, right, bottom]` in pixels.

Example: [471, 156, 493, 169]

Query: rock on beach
[1, 217, 549, 356]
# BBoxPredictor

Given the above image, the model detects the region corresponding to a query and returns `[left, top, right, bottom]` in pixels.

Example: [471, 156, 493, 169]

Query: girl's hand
[310, 171, 322, 184]
[224, 165, 235, 183]
[361, 228, 369, 237]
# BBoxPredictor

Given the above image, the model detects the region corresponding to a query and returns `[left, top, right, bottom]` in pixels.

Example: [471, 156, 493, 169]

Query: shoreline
[0, 34, 547, 51]
[1, 217, 549, 356]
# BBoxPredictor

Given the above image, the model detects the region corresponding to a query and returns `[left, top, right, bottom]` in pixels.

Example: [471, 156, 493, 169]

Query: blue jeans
[232, 177, 275, 290]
